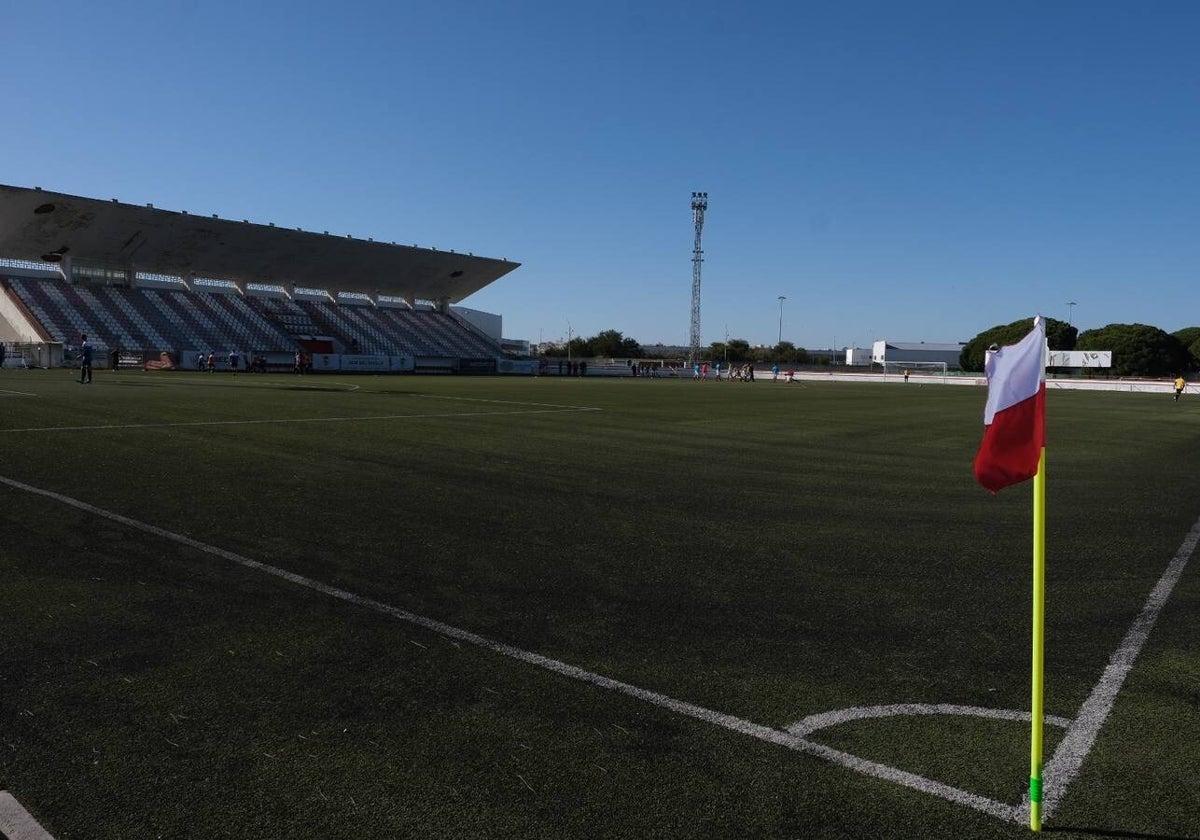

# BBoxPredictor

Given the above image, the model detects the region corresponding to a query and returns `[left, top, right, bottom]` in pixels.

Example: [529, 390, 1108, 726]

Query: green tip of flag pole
[1030, 774, 1043, 831]
[1030, 447, 1047, 832]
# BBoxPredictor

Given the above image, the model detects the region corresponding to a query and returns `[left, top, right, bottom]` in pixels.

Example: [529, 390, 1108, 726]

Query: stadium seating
[1, 276, 499, 362]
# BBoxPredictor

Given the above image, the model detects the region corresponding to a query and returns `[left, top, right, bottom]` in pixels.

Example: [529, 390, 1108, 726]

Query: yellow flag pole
[1030, 446, 1047, 831]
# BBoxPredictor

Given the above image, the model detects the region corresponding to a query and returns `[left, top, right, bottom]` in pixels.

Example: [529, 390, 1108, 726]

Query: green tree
[1076, 324, 1188, 377]
[566, 336, 588, 358]
[725, 339, 751, 362]
[587, 329, 630, 358]
[769, 341, 810, 364]
[1172, 327, 1200, 370]
[959, 317, 1076, 372]
[771, 341, 795, 362]
[575, 329, 642, 359]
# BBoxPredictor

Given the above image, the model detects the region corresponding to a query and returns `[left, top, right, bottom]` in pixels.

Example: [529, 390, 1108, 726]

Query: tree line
[538, 329, 820, 364]
[541, 320, 1200, 377]
[960, 318, 1200, 377]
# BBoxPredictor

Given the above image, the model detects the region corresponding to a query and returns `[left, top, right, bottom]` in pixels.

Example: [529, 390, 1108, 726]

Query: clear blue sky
[5, 1, 1199, 350]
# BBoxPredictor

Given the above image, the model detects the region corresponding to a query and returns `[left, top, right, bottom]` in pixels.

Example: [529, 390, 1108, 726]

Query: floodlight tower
[689, 191, 708, 363]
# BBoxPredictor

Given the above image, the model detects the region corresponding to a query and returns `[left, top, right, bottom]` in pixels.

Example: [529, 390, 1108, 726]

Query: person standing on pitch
[1175, 374, 1186, 401]
[78, 334, 93, 384]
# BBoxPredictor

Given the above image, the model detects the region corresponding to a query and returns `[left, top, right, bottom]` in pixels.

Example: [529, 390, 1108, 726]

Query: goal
[882, 360, 948, 384]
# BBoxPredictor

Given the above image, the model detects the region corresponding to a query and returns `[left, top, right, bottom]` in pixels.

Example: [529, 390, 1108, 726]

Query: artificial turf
[1, 370, 1197, 838]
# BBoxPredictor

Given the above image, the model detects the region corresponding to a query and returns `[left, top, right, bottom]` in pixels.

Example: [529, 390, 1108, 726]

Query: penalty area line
[0, 473, 1017, 824]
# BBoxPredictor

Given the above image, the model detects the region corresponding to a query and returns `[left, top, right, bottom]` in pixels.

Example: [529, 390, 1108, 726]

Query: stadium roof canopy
[0, 184, 519, 303]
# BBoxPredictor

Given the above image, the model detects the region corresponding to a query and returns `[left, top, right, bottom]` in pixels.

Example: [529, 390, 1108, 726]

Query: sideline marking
[1037, 514, 1200, 819]
[0, 388, 37, 397]
[1, 406, 598, 434]
[0, 791, 56, 840]
[2, 474, 1196, 826]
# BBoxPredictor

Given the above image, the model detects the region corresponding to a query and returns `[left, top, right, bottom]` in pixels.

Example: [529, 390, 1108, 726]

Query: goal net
[882, 360, 948, 384]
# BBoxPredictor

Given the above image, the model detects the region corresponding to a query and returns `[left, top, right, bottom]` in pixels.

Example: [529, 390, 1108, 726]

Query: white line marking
[105, 375, 362, 393]
[1038, 512, 1200, 819]
[787, 704, 1072, 736]
[0, 473, 1019, 821]
[0, 791, 56, 840]
[1, 407, 597, 434]
[0, 388, 37, 397]
[408, 393, 602, 411]
[3, 474, 1195, 827]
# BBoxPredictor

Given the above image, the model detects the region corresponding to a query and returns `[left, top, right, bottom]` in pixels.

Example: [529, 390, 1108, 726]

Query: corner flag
[974, 318, 1046, 493]
[972, 316, 1050, 831]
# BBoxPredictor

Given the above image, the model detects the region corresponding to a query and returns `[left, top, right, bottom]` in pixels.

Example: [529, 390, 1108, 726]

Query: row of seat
[3, 277, 499, 358]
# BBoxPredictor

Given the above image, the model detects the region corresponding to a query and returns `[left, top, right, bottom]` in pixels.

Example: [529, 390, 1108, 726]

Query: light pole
[777, 295, 786, 346]
[1066, 301, 1077, 326]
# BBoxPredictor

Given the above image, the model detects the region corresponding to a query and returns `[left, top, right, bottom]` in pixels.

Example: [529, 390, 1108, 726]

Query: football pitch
[1, 370, 1198, 839]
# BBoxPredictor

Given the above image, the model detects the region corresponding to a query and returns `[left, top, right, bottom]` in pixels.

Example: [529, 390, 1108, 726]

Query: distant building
[872, 340, 965, 369]
[845, 347, 873, 366]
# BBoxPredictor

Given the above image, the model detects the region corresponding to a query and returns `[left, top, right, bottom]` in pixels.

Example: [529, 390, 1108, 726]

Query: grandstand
[0, 185, 519, 372]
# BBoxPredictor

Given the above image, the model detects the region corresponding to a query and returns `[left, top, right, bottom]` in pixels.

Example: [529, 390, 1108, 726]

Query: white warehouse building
[871, 340, 966, 369]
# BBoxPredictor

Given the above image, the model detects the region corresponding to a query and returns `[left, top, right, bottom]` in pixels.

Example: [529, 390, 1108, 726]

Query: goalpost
[882, 360, 948, 384]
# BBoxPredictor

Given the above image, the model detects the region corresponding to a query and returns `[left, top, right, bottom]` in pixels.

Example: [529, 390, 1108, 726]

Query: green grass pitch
[1, 370, 1198, 838]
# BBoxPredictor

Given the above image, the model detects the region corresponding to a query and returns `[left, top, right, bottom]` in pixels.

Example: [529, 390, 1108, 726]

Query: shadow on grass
[1047, 827, 1198, 840]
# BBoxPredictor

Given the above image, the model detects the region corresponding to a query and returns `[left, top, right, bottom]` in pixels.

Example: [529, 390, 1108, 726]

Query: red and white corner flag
[974, 317, 1047, 493]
